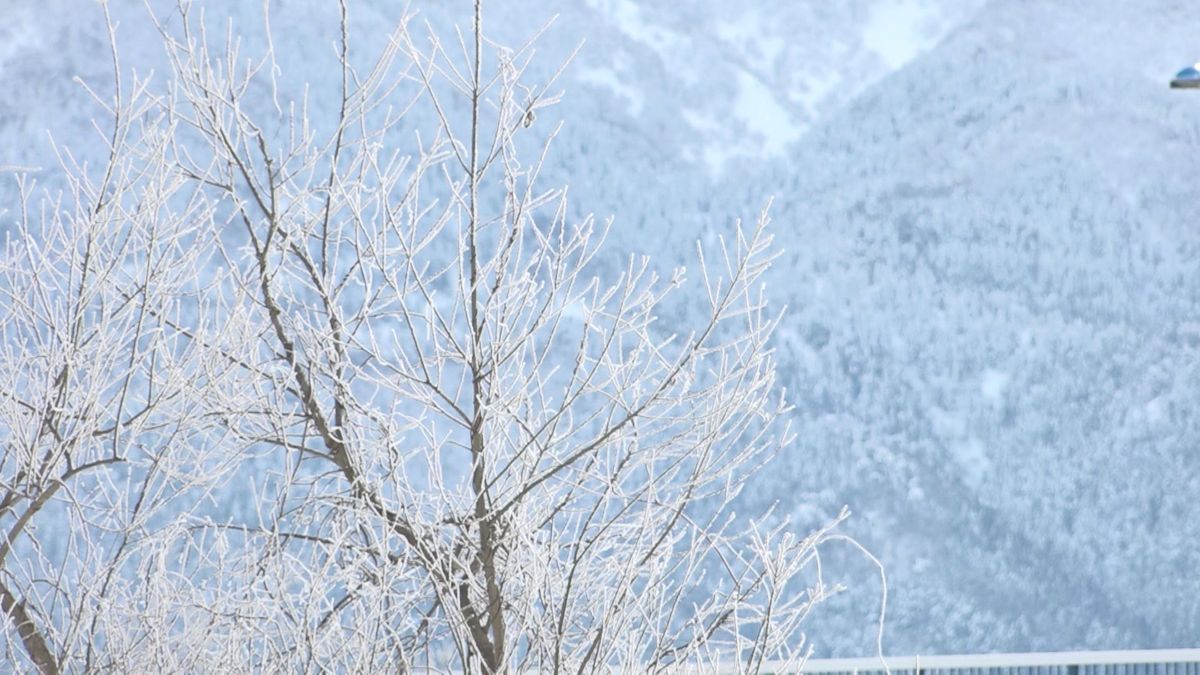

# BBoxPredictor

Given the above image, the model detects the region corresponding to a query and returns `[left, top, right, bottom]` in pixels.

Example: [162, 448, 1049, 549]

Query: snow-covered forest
[1, 0, 1197, 668]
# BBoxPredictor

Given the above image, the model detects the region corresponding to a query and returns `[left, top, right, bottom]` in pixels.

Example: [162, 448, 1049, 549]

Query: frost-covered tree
[0, 2, 847, 671]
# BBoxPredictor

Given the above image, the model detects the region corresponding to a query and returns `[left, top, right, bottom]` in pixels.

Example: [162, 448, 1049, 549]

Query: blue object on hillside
[1171, 64, 1200, 88]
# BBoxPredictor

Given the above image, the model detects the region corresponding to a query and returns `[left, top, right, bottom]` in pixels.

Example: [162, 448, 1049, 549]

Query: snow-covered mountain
[3, 0, 1195, 658]
[0, 0, 980, 210]
[726, 0, 1200, 653]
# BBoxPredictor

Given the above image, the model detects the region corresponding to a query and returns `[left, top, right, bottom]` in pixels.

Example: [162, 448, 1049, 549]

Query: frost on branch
[0, 2, 853, 672]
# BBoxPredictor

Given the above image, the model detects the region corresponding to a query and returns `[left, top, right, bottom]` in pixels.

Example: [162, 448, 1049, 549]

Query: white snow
[577, 66, 644, 116]
[0, 9, 36, 68]
[952, 437, 990, 489]
[683, 70, 804, 174]
[681, 109, 734, 175]
[715, 11, 784, 71]
[733, 71, 804, 156]
[980, 368, 1010, 402]
[928, 404, 965, 439]
[1144, 396, 1167, 426]
[930, 406, 990, 489]
[862, 0, 941, 69]
[793, 70, 843, 117]
[592, 0, 686, 61]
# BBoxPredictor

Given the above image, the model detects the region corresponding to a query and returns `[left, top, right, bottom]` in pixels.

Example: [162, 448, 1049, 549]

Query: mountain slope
[729, 0, 1200, 653]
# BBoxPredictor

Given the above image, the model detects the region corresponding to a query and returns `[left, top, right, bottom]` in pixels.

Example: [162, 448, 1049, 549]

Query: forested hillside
[729, 0, 1200, 653]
